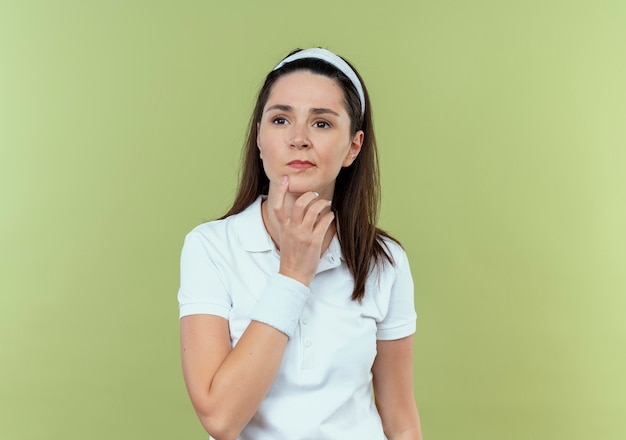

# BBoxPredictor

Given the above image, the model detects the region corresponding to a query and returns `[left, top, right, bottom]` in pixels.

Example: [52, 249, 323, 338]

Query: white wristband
[250, 273, 310, 338]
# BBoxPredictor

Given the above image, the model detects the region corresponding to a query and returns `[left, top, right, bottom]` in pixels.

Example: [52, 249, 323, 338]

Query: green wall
[1, 1, 624, 438]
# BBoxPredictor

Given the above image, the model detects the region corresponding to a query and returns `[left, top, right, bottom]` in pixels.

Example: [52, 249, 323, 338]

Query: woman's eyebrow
[265, 104, 292, 113]
[265, 104, 340, 117]
[310, 107, 340, 117]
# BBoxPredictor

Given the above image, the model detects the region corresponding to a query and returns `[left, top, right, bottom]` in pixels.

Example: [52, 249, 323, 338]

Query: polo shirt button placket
[300, 316, 314, 370]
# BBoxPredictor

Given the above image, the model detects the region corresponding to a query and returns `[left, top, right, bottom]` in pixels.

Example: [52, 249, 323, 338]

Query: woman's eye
[272, 117, 288, 125]
[314, 121, 331, 129]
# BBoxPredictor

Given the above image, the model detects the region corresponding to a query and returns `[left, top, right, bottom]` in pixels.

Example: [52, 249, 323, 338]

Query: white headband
[272, 48, 365, 117]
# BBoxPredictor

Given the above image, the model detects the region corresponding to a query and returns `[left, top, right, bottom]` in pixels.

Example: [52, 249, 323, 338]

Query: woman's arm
[180, 315, 288, 440]
[180, 179, 335, 440]
[372, 335, 423, 440]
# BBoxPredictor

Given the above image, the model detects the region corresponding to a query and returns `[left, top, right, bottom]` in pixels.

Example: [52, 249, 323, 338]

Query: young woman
[178, 48, 422, 440]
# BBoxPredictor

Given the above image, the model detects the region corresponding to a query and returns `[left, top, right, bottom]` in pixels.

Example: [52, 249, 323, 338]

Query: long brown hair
[222, 48, 399, 301]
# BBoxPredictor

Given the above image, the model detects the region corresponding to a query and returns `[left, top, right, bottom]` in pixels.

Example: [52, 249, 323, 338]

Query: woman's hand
[270, 176, 334, 286]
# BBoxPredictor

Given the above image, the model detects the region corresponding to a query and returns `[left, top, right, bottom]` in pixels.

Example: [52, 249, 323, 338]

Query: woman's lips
[288, 160, 314, 170]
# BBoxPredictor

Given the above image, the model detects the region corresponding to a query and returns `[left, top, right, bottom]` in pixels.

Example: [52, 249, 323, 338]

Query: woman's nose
[289, 124, 309, 149]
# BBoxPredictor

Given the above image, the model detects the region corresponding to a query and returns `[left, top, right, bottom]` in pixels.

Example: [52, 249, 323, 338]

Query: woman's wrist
[250, 273, 310, 338]
[278, 266, 313, 287]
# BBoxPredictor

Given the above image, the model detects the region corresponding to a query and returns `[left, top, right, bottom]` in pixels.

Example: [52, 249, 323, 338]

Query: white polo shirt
[178, 196, 417, 440]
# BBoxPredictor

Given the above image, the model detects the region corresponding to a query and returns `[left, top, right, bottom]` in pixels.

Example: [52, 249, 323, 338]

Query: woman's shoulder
[376, 230, 407, 261]
[183, 197, 265, 248]
[185, 216, 231, 243]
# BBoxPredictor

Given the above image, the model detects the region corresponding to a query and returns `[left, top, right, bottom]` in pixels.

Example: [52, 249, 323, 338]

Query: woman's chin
[286, 186, 314, 196]
[267, 174, 334, 198]
[288, 180, 326, 194]
[290, 185, 334, 200]
[283, 178, 316, 195]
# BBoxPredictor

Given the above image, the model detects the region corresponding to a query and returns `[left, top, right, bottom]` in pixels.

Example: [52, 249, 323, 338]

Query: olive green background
[1, 1, 624, 439]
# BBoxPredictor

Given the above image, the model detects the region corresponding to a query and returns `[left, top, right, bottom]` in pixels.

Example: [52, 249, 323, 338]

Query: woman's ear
[256, 122, 263, 159]
[343, 130, 364, 167]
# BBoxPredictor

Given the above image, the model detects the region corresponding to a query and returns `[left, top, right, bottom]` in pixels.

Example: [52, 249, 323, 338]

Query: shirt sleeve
[177, 228, 231, 319]
[376, 243, 417, 340]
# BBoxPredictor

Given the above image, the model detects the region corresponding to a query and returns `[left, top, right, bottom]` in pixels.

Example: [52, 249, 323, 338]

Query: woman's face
[257, 71, 363, 199]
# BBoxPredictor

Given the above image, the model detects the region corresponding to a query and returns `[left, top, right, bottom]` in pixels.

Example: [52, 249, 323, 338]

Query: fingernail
[314, 192, 319, 197]
[280, 176, 288, 184]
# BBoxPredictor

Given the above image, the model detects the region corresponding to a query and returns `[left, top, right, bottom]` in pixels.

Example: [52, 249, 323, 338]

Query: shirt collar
[235, 196, 274, 253]
[234, 195, 345, 263]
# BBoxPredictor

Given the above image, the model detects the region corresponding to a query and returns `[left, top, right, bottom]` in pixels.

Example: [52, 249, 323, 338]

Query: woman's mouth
[287, 160, 315, 170]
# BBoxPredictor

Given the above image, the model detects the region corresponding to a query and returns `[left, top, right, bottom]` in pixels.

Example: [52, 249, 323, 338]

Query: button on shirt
[178, 196, 417, 440]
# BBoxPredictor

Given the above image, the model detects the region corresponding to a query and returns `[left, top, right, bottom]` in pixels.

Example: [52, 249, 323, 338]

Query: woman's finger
[271, 176, 289, 223]
[290, 191, 321, 225]
[312, 209, 335, 239]
[301, 198, 333, 230]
